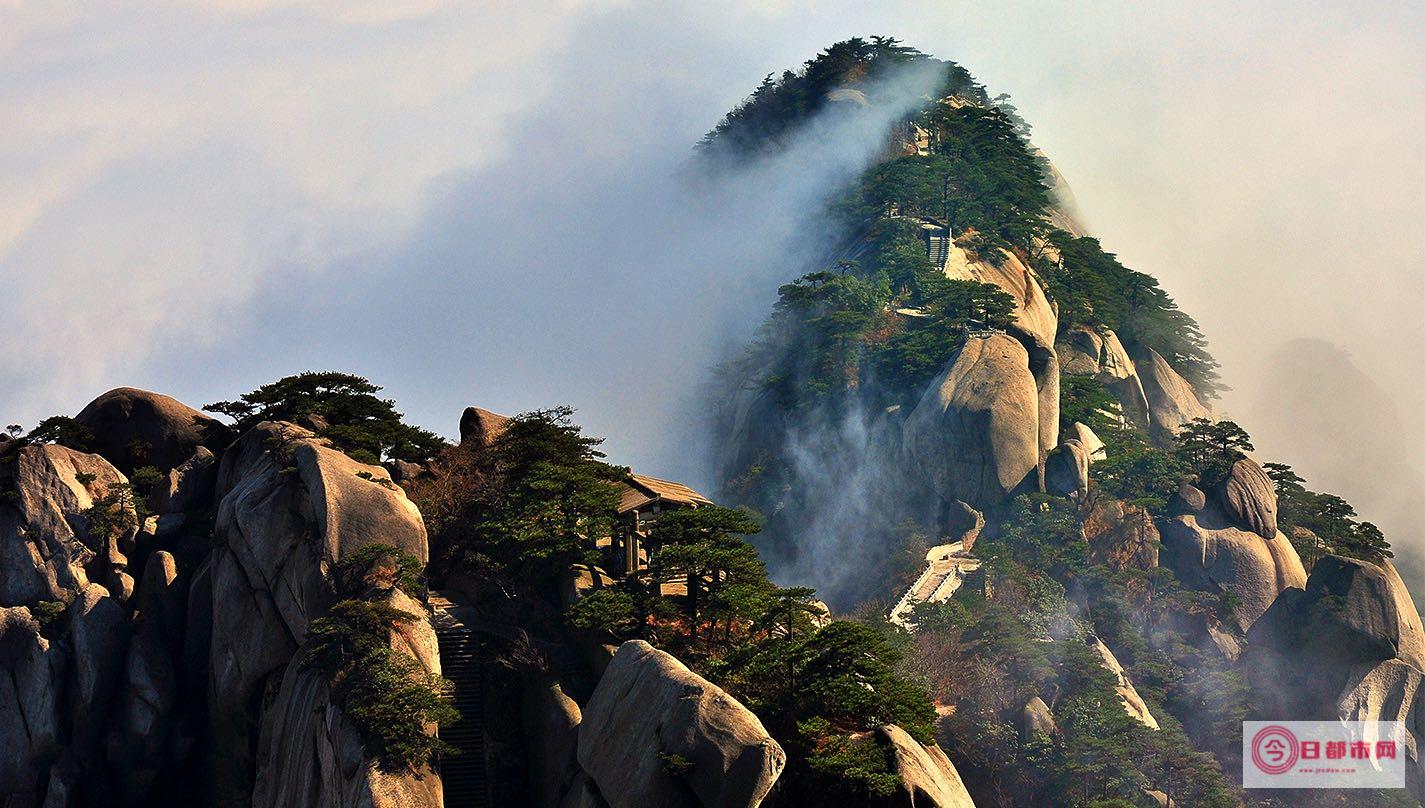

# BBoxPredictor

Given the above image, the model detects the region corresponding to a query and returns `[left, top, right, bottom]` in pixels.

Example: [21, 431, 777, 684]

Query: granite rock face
[1159, 507, 1306, 630]
[1216, 458, 1278, 539]
[578, 640, 785, 808]
[875, 723, 977, 808]
[208, 421, 438, 805]
[904, 334, 1042, 510]
[74, 387, 232, 474]
[1133, 348, 1213, 444]
[1, 444, 136, 606]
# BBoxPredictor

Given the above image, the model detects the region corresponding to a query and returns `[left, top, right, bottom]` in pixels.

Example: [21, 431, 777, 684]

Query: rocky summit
[1, 36, 1418, 808]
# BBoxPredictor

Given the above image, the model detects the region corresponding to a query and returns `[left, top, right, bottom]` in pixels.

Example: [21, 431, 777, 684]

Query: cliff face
[0, 389, 443, 808]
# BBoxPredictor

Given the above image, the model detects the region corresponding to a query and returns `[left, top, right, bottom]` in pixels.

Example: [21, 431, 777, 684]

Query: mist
[2, 2, 1421, 578]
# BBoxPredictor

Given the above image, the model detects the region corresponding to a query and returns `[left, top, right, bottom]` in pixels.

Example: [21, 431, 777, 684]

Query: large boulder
[148, 445, 217, 516]
[116, 551, 186, 801]
[68, 583, 132, 799]
[0, 444, 136, 606]
[1057, 327, 1103, 376]
[1055, 327, 1149, 430]
[1044, 440, 1091, 498]
[208, 421, 431, 803]
[1089, 637, 1159, 730]
[1159, 506, 1306, 630]
[1216, 458, 1277, 539]
[525, 675, 584, 808]
[1019, 697, 1056, 740]
[74, 387, 233, 473]
[578, 640, 785, 808]
[943, 244, 1057, 352]
[942, 242, 1060, 453]
[875, 724, 976, 808]
[1247, 556, 1425, 796]
[0, 607, 65, 802]
[459, 406, 511, 448]
[251, 588, 442, 808]
[1063, 422, 1105, 461]
[1133, 349, 1213, 443]
[903, 334, 1041, 509]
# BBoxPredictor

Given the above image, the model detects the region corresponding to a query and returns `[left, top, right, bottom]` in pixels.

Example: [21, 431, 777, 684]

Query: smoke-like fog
[2, 2, 1421, 583]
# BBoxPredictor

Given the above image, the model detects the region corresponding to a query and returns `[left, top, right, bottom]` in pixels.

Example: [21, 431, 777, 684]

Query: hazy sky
[3, 1, 1423, 554]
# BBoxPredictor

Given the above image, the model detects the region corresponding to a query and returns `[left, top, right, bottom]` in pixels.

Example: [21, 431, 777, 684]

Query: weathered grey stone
[1085, 500, 1159, 571]
[1097, 330, 1137, 382]
[149, 445, 216, 515]
[251, 588, 442, 808]
[1045, 440, 1091, 497]
[0, 607, 64, 801]
[875, 724, 976, 808]
[1159, 507, 1306, 630]
[1, 444, 136, 606]
[525, 675, 583, 808]
[68, 582, 131, 799]
[1134, 348, 1213, 444]
[1168, 480, 1207, 515]
[904, 334, 1041, 509]
[1058, 327, 1103, 375]
[943, 245, 1057, 352]
[1090, 637, 1158, 730]
[74, 387, 233, 473]
[459, 406, 511, 448]
[1063, 422, 1106, 461]
[578, 640, 785, 808]
[209, 422, 432, 804]
[1217, 458, 1278, 539]
[1020, 696, 1056, 740]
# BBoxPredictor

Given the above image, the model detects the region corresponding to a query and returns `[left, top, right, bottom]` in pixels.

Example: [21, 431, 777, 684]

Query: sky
[2, 1, 1423, 561]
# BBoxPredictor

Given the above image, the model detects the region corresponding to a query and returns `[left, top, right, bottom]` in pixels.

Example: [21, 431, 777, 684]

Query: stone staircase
[926, 233, 951, 268]
[431, 594, 492, 808]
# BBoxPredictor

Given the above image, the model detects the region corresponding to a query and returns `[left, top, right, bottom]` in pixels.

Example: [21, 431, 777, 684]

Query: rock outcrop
[904, 334, 1042, 509]
[459, 406, 511, 448]
[251, 588, 443, 808]
[208, 421, 436, 804]
[875, 724, 976, 808]
[1063, 421, 1105, 461]
[943, 244, 1056, 352]
[942, 242, 1060, 454]
[1019, 696, 1056, 740]
[577, 640, 785, 808]
[1084, 500, 1159, 572]
[74, 387, 233, 473]
[1216, 458, 1277, 539]
[1159, 506, 1306, 630]
[1, 444, 135, 606]
[1056, 326, 1150, 430]
[0, 606, 64, 803]
[1133, 348, 1213, 443]
[1089, 637, 1159, 730]
[1247, 556, 1425, 796]
[1045, 439, 1091, 497]
[525, 675, 585, 808]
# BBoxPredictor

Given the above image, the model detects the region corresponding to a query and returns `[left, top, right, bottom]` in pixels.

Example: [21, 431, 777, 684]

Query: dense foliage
[1042, 235, 1220, 395]
[302, 598, 458, 772]
[700, 37, 989, 160]
[204, 371, 445, 464]
[414, 406, 627, 589]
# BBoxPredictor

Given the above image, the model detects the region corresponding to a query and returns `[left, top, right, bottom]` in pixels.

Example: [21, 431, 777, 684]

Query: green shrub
[332, 544, 424, 596]
[302, 599, 458, 772]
